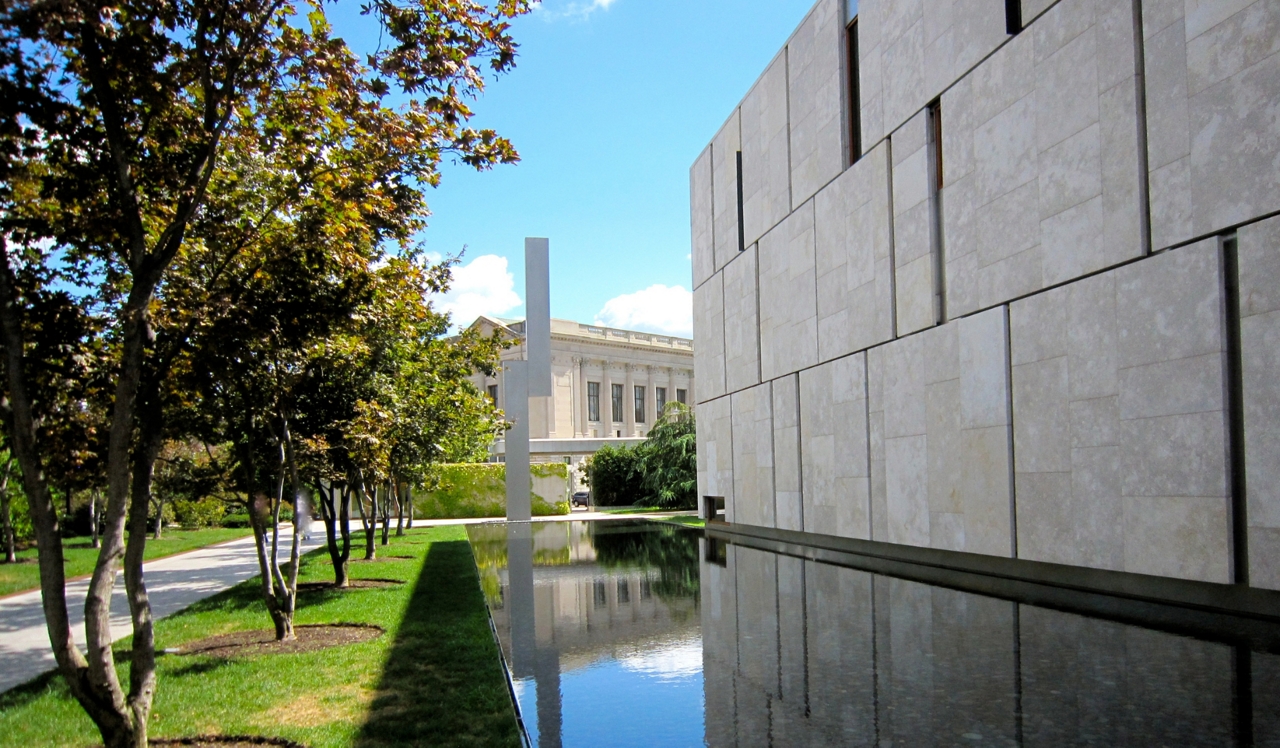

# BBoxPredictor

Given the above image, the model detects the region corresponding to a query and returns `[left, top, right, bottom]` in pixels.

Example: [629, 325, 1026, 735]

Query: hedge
[414, 463, 570, 519]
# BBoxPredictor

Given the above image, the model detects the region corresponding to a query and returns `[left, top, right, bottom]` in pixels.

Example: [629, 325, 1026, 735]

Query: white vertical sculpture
[525, 238, 552, 397]
[505, 238, 551, 522]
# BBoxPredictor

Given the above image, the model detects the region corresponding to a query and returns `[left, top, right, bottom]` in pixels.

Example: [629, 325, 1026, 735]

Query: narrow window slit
[927, 98, 946, 325]
[846, 17, 862, 164]
[736, 150, 745, 252]
[1006, 0, 1023, 34]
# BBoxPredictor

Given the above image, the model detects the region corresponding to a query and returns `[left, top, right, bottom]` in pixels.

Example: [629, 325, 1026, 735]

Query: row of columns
[569, 358, 694, 438]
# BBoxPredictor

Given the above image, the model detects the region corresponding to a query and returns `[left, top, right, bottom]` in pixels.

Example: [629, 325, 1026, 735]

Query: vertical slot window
[656, 386, 667, 413]
[1005, 0, 1023, 34]
[736, 151, 745, 252]
[846, 13, 862, 163]
[635, 385, 646, 424]
[487, 384, 498, 405]
[611, 384, 624, 423]
[927, 98, 946, 325]
[676, 388, 688, 405]
[587, 381, 600, 422]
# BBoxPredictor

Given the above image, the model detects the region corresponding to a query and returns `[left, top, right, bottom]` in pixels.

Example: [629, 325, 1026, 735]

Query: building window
[1005, 0, 1022, 34]
[611, 384, 624, 422]
[846, 10, 862, 163]
[487, 384, 498, 405]
[588, 381, 601, 421]
[656, 387, 667, 413]
[635, 385, 646, 423]
[617, 578, 630, 604]
[676, 388, 688, 405]
[594, 580, 607, 609]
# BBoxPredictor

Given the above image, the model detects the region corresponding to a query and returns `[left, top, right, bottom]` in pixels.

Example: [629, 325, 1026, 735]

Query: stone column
[576, 357, 588, 437]
[646, 365, 657, 427]
[602, 363, 613, 434]
[624, 364, 635, 437]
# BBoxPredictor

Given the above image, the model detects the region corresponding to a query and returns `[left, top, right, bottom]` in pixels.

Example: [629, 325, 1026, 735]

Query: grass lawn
[653, 515, 705, 528]
[0, 527, 254, 598]
[0, 526, 521, 748]
[595, 506, 695, 515]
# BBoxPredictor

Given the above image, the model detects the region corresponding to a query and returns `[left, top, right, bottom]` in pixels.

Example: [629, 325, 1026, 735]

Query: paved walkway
[0, 529, 325, 694]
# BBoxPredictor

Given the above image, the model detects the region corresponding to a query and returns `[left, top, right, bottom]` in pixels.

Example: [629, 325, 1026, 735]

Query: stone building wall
[691, 0, 1280, 590]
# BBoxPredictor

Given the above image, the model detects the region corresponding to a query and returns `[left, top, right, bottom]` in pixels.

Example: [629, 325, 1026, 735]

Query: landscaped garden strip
[0, 526, 521, 748]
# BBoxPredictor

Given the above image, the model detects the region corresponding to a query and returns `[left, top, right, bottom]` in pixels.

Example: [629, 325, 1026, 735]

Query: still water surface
[467, 520, 1280, 747]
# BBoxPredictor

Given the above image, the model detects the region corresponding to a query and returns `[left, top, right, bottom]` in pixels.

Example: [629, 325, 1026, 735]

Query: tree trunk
[381, 480, 393, 546]
[357, 473, 376, 561]
[279, 420, 303, 639]
[319, 482, 349, 587]
[90, 490, 100, 550]
[151, 498, 163, 540]
[395, 480, 406, 537]
[1, 458, 15, 563]
[405, 484, 414, 530]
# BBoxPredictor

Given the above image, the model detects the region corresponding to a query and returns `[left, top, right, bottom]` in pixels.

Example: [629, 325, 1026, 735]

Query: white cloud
[596, 284, 693, 338]
[532, 0, 618, 20]
[433, 254, 522, 328]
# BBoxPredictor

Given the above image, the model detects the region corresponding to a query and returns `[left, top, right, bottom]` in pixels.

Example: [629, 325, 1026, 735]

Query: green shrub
[586, 403, 697, 510]
[584, 444, 644, 507]
[173, 497, 227, 529]
[414, 463, 570, 519]
[8, 490, 33, 542]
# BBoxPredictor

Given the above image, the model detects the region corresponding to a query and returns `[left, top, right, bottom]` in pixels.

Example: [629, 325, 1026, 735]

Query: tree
[635, 403, 697, 509]
[585, 404, 697, 509]
[1, 452, 16, 562]
[0, 0, 528, 743]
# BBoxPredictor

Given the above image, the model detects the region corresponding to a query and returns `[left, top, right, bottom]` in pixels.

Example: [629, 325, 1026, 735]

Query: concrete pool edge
[706, 521, 1280, 651]
[465, 542, 534, 748]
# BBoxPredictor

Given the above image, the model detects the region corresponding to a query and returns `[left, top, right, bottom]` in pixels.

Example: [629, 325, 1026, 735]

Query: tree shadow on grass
[356, 540, 521, 748]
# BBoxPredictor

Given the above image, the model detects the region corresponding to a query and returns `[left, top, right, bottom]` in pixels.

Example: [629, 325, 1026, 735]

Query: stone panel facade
[1144, 0, 1280, 250]
[759, 201, 820, 382]
[942, 0, 1146, 318]
[814, 140, 895, 360]
[1240, 215, 1280, 590]
[722, 246, 760, 393]
[800, 353, 871, 539]
[731, 383, 775, 529]
[1011, 240, 1232, 583]
[690, 0, 1280, 593]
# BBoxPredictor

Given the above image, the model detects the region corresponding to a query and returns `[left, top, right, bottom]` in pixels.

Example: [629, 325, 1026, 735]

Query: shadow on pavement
[356, 539, 520, 748]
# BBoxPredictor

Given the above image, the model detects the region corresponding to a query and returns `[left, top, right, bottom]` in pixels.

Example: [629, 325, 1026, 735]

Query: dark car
[571, 491, 590, 508]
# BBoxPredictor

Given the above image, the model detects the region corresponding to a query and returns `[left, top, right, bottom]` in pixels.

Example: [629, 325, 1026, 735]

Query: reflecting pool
[467, 520, 1280, 747]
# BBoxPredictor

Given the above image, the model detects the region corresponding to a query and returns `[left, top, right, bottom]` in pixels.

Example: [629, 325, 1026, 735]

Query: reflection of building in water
[479, 521, 701, 748]
[491, 523, 700, 668]
[702, 539, 1280, 746]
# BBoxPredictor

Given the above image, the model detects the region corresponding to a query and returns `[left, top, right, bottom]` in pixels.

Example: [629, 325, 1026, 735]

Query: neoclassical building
[467, 316, 695, 473]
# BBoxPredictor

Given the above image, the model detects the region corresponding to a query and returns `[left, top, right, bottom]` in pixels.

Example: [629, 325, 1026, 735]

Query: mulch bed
[173, 624, 383, 658]
[151, 737, 307, 747]
[296, 578, 403, 593]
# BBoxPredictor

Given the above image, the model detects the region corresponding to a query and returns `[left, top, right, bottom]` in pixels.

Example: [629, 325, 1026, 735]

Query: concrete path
[0, 528, 325, 695]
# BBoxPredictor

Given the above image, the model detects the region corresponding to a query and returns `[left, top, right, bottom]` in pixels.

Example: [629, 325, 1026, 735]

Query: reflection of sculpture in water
[469, 521, 706, 748]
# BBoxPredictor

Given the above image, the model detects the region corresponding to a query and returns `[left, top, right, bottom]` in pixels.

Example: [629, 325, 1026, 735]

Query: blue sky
[332, 0, 817, 336]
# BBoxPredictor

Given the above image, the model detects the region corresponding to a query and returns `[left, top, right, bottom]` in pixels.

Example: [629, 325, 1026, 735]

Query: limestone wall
[690, 0, 1280, 589]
